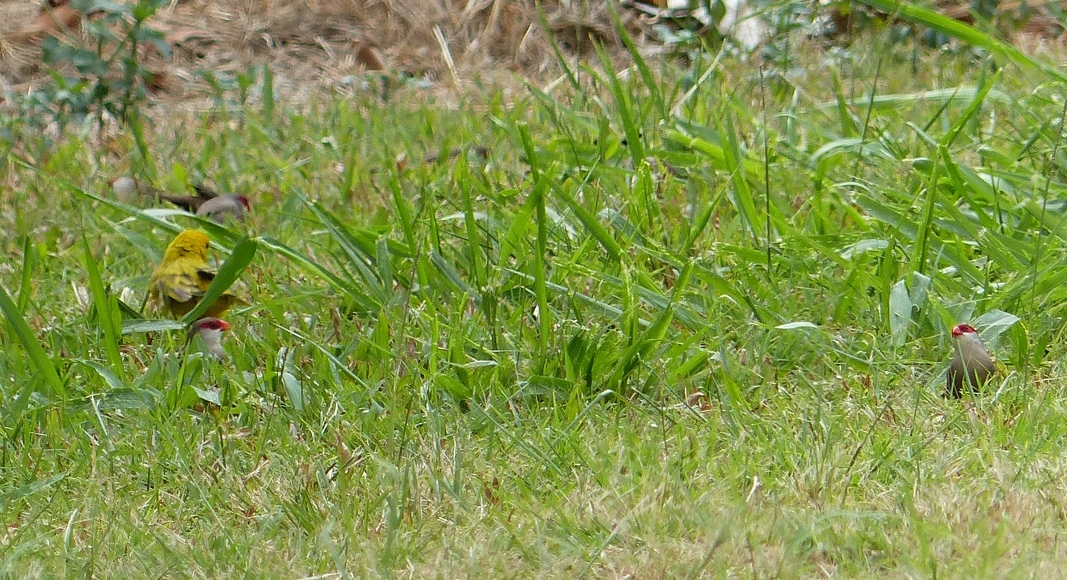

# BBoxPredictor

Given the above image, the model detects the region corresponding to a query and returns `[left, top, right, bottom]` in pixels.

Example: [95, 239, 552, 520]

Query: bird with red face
[110, 178, 251, 223]
[946, 323, 997, 398]
[189, 317, 232, 361]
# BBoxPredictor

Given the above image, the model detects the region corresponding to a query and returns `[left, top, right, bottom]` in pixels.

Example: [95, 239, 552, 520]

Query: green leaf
[972, 310, 1021, 343]
[776, 321, 819, 330]
[258, 235, 377, 312]
[180, 236, 256, 324]
[430, 251, 481, 306]
[82, 236, 124, 378]
[72, 359, 125, 391]
[94, 388, 158, 411]
[192, 387, 221, 406]
[856, 0, 1064, 83]
[0, 283, 64, 396]
[122, 319, 186, 334]
[0, 474, 66, 503]
[889, 278, 911, 347]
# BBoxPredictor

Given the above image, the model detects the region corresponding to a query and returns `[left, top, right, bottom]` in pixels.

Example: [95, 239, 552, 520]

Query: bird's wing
[158, 193, 204, 211]
[196, 196, 247, 222]
[195, 196, 224, 215]
[193, 183, 220, 199]
[156, 272, 204, 303]
[196, 268, 216, 283]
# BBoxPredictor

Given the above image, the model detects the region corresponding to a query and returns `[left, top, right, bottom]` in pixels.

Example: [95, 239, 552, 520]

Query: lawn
[3, 4, 1067, 577]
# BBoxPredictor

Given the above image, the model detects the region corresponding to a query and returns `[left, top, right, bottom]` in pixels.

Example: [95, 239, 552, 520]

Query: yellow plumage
[149, 230, 243, 319]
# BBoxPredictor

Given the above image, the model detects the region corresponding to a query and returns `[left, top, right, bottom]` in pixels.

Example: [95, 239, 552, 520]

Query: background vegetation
[1, 0, 1067, 576]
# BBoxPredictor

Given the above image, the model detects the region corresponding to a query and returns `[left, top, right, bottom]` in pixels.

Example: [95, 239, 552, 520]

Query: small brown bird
[159, 184, 250, 223]
[946, 323, 997, 398]
[189, 317, 231, 361]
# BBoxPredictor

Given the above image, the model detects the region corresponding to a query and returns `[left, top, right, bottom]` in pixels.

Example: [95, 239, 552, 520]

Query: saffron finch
[149, 230, 244, 319]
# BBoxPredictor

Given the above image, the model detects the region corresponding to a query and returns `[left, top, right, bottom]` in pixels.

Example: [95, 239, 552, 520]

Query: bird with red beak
[189, 317, 232, 361]
[111, 178, 251, 223]
[946, 323, 996, 398]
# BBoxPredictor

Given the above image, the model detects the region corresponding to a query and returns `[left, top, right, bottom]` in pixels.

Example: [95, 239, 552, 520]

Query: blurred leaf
[814, 87, 1011, 111]
[258, 235, 377, 312]
[73, 360, 125, 391]
[122, 319, 186, 334]
[430, 251, 480, 305]
[840, 239, 889, 259]
[909, 272, 931, 315]
[889, 278, 911, 347]
[192, 387, 221, 406]
[94, 387, 158, 411]
[282, 373, 303, 411]
[777, 321, 819, 330]
[973, 310, 1021, 342]
[0, 474, 66, 503]
[857, 0, 1063, 83]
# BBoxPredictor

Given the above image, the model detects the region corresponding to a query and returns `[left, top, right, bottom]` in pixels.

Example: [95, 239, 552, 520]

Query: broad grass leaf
[181, 236, 257, 324]
[0, 283, 64, 395]
[889, 279, 911, 347]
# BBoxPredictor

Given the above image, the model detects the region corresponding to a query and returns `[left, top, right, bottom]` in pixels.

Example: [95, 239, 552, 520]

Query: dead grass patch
[0, 0, 654, 103]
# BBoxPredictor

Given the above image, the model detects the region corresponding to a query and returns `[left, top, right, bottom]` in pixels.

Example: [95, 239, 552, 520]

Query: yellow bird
[149, 230, 244, 319]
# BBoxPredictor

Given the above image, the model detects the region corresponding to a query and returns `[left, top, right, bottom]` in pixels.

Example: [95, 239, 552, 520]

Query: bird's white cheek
[200, 329, 222, 343]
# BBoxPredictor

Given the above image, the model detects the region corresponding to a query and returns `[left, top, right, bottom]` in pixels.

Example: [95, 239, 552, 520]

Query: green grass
[3, 10, 1067, 577]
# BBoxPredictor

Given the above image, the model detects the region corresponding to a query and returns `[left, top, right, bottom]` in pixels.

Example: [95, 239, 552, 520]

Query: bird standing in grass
[189, 317, 231, 360]
[149, 230, 244, 319]
[946, 323, 997, 398]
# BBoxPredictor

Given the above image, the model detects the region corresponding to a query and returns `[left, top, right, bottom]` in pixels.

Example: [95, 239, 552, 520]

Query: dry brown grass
[1, 0, 1062, 104]
[0, 0, 655, 102]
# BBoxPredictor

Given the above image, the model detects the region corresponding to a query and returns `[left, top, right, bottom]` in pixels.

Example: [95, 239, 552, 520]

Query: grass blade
[82, 236, 124, 379]
[0, 283, 64, 396]
[180, 236, 257, 324]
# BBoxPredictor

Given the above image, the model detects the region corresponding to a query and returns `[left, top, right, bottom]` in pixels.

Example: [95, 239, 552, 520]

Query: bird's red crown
[951, 323, 977, 338]
[194, 318, 231, 332]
